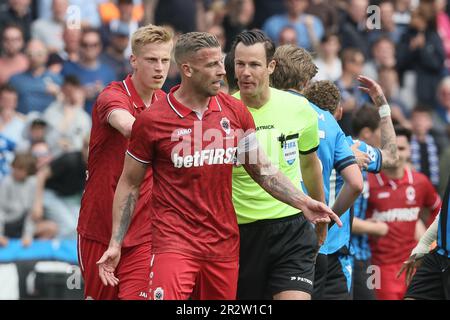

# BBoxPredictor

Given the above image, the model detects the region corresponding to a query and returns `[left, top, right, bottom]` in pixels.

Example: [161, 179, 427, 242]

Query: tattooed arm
[110, 154, 147, 247]
[358, 75, 399, 169]
[241, 140, 341, 226]
[97, 154, 148, 286]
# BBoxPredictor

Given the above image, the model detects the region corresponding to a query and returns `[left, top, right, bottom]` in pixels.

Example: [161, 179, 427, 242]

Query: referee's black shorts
[237, 213, 318, 300]
[404, 249, 450, 300]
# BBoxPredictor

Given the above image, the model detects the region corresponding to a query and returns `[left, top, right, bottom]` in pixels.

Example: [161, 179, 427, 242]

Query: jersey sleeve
[96, 90, 132, 125]
[334, 127, 357, 173]
[298, 106, 319, 155]
[127, 112, 154, 165]
[359, 141, 382, 173]
[421, 175, 442, 226]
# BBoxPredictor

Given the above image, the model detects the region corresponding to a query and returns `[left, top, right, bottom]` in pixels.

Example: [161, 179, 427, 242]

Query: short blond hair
[131, 24, 173, 55]
[303, 80, 341, 115]
[271, 45, 318, 91]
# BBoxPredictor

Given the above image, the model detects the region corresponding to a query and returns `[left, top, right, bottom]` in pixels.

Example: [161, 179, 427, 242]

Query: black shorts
[312, 251, 353, 300]
[237, 214, 318, 299]
[352, 259, 377, 300]
[404, 250, 450, 300]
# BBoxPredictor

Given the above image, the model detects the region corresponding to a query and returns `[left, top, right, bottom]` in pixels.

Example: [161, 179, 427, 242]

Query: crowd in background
[0, 0, 449, 255]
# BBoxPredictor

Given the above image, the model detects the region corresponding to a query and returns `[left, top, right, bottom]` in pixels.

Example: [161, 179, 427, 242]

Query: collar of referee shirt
[122, 74, 159, 109]
[166, 84, 222, 118]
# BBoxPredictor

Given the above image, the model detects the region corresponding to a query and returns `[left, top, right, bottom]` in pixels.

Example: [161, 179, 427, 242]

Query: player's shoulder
[309, 101, 338, 124]
[217, 91, 246, 111]
[278, 89, 317, 118]
[97, 80, 129, 104]
[410, 168, 433, 185]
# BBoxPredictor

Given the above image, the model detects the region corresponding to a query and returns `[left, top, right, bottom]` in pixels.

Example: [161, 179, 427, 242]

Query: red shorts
[77, 234, 151, 300]
[149, 252, 239, 300]
[375, 263, 407, 300]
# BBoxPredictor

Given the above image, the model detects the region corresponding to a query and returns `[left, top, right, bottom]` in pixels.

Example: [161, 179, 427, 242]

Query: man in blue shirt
[9, 39, 62, 114]
[400, 174, 450, 300]
[262, 0, 324, 50]
[271, 45, 364, 300]
[305, 79, 398, 300]
[61, 28, 115, 114]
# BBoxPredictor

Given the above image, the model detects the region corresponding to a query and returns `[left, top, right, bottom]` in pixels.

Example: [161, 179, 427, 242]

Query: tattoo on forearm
[374, 94, 388, 107]
[246, 164, 299, 205]
[114, 192, 137, 244]
[380, 117, 399, 169]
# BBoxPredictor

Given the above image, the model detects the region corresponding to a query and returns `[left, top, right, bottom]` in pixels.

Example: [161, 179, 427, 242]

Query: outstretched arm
[241, 139, 341, 226]
[97, 154, 147, 286]
[358, 75, 399, 169]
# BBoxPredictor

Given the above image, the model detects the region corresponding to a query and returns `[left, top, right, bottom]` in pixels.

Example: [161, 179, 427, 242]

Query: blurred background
[0, 0, 449, 299]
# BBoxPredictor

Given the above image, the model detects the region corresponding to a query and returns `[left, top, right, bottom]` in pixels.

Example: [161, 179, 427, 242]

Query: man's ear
[334, 105, 343, 121]
[267, 59, 276, 75]
[130, 54, 137, 70]
[180, 63, 193, 78]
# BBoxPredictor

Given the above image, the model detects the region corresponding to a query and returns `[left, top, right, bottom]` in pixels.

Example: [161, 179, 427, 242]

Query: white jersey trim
[127, 151, 151, 164]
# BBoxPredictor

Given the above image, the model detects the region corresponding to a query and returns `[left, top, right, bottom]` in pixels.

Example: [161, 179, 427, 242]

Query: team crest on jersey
[153, 287, 164, 300]
[406, 186, 416, 204]
[282, 138, 298, 165]
[220, 117, 231, 135]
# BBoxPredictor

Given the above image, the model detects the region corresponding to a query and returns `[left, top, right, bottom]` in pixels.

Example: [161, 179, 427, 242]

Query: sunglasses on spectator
[3, 36, 22, 41]
[81, 42, 100, 48]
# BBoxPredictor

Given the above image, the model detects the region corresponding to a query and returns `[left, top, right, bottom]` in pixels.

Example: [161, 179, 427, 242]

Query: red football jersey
[367, 167, 441, 265]
[127, 85, 256, 261]
[77, 74, 166, 247]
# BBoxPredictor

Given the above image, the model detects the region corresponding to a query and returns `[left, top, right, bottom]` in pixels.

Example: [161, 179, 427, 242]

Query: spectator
[434, 76, 450, 139]
[98, 0, 143, 25]
[30, 136, 88, 239]
[0, 133, 15, 181]
[0, 24, 29, 85]
[249, 0, 284, 29]
[61, 28, 115, 114]
[16, 115, 53, 152]
[99, 23, 132, 80]
[278, 25, 298, 45]
[335, 47, 370, 135]
[9, 39, 63, 114]
[222, 0, 255, 51]
[0, 0, 33, 42]
[313, 33, 342, 81]
[377, 66, 412, 130]
[363, 36, 397, 80]
[367, 0, 405, 45]
[100, 0, 140, 58]
[207, 24, 227, 52]
[262, 0, 324, 50]
[0, 152, 57, 248]
[30, 140, 52, 170]
[338, 0, 370, 59]
[397, 2, 445, 109]
[393, 0, 414, 33]
[0, 84, 25, 145]
[31, 0, 68, 54]
[69, 0, 101, 28]
[435, 0, 450, 69]
[306, 0, 340, 34]
[410, 106, 441, 190]
[58, 25, 81, 63]
[153, 0, 201, 33]
[42, 75, 91, 156]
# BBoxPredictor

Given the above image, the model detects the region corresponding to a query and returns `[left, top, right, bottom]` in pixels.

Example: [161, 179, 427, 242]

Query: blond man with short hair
[77, 24, 173, 300]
